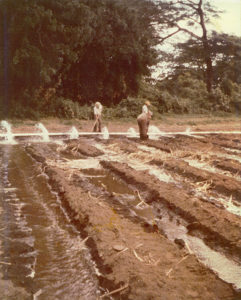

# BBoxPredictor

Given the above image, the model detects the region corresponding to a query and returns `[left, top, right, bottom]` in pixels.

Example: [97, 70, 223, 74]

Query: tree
[0, 0, 160, 113]
[157, 0, 221, 93]
[61, 0, 159, 105]
[162, 32, 241, 88]
[0, 0, 93, 105]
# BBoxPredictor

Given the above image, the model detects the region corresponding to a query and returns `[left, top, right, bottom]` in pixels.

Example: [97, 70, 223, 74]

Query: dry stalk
[132, 244, 160, 266]
[195, 180, 212, 193]
[133, 249, 144, 262]
[99, 283, 129, 299]
[0, 261, 11, 265]
[185, 241, 193, 255]
[114, 247, 129, 257]
[79, 236, 89, 250]
[146, 253, 161, 266]
[61, 158, 71, 162]
[88, 191, 105, 207]
[68, 170, 74, 181]
[101, 183, 107, 190]
[0, 233, 12, 240]
[166, 254, 189, 278]
[73, 144, 80, 155]
[135, 190, 149, 208]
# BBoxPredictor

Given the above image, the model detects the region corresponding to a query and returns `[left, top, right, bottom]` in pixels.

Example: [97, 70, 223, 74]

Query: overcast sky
[208, 0, 240, 36]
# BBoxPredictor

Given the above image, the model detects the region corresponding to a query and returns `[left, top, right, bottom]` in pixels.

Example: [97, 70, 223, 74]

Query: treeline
[0, 0, 240, 119]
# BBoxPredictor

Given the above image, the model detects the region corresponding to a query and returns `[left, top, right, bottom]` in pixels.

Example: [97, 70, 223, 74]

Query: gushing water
[148, 125, 164, 140]
[184, 127, 191, 135]
[127, 127, 138, 138]
[35, 123, 50, 142]
[0, 120, 16, 144]
[102, 126, 109, 140]
[69, 126, 79, 139]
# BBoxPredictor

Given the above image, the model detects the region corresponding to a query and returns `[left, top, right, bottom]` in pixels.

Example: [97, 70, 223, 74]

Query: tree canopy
[0, 0, 159, 109]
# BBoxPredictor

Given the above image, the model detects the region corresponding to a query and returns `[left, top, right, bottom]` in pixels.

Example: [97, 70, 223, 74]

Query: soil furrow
[151, 158, 241, 202]
[25, 144, 240, 300]
[100, 160, 241, 262]
[212, 158, 241, 176]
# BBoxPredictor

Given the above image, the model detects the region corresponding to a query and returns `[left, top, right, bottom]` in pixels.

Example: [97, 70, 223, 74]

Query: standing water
[0, 145, 100, 299]
[35, 123, 50, 142]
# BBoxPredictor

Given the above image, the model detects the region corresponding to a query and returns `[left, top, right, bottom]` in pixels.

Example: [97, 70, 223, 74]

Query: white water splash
[127, 127, 138, 138]
[148, 125, 164, 140]
[102, 126, 109, 140]
[35, 123, 50, 142]
[69, 127, 79, 139]
[184, 127, 191, 135]
[0, 120, 16, 144]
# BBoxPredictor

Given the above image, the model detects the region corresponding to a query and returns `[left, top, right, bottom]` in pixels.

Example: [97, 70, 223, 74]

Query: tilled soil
[22, 132, 241, 300]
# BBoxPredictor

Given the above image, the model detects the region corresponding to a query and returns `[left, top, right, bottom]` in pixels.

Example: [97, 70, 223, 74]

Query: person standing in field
[142, 100, 152, 131]
[137, 100, 152, 140]
[93, 102, 103, 132]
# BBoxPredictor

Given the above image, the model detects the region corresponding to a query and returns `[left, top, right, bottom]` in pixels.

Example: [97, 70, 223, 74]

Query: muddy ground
[24, 135, 241, 298]
[1, 118, 241, 299]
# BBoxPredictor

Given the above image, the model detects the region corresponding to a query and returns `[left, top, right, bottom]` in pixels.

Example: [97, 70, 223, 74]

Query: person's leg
[93, 115, 98, 132]
[98, 117, 102, 132]
[142, 120, 148, 140]
[138, 118, 146, 140]
[144, 120, 149, 140]
[93, 122, 97, 132]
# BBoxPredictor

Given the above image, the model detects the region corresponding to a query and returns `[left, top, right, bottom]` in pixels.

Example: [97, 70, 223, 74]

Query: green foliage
[40, 97, 92, 119]
[1, 0, 240, 118]
[0, 0, 159, 113]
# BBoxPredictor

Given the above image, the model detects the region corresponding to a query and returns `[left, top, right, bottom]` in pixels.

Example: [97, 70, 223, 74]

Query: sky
[211, 0, 241, 36]
[152, 0, 240, 78]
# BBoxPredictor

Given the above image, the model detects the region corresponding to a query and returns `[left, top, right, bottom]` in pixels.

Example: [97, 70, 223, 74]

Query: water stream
[0, 145, 100, 299]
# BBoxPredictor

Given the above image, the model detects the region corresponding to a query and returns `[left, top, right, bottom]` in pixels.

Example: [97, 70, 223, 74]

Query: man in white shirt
[93, 102, 103, 132]
[142, 100, 150, 114]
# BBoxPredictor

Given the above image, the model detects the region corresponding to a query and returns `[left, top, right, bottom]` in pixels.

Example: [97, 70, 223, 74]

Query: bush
[107, 97, 146, 119]
[40, 97, 92, 119]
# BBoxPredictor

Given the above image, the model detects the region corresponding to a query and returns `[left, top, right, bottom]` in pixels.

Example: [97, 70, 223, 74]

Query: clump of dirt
[65, 139, 104, 157]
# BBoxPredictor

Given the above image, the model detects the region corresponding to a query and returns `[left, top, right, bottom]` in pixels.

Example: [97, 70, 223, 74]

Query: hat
[145, 100, 151, 106]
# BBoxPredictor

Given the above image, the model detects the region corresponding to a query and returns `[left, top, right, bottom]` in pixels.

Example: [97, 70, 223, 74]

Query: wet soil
[150, 157, 241, 202]
[21, 137, 241, 300]
[212, 158, 241, 176]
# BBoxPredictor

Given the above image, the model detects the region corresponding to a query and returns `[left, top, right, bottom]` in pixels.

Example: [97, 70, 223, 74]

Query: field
[0, 115, 241, 299]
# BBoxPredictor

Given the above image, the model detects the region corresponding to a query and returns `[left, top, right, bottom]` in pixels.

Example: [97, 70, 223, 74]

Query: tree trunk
[198, 0, 213, 93]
